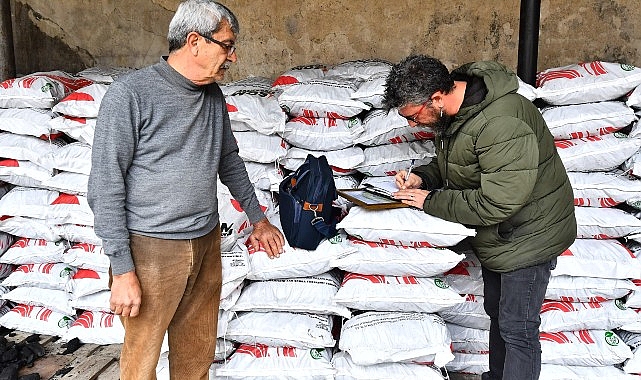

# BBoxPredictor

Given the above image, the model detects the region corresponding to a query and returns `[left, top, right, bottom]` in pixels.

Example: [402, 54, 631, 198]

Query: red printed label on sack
[236, 343, 269, 358]
[73, 269, 100, 279]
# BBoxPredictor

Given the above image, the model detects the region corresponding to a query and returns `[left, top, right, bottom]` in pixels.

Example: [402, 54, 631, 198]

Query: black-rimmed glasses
[200, 34, 236, 57]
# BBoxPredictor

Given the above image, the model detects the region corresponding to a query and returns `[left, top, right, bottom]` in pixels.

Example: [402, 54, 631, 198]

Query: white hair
[167, 0, 239, 52]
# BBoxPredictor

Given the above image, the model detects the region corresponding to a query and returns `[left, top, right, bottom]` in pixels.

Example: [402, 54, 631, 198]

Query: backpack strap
[310, 215, 337, 238]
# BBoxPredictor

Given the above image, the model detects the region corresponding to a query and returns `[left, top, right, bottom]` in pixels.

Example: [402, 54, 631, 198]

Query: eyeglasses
[400, 100, 431, 123]
[200, 34, 236, 57]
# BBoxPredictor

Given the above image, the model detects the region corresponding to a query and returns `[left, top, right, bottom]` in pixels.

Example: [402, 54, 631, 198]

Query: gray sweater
[88, 57, 265, 275]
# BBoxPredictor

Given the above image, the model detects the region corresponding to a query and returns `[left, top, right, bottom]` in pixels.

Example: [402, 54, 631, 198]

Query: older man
[88, 1, 283, 378]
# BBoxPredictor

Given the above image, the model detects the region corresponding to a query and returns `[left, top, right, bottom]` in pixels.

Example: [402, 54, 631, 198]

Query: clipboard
[337, 188, 409, 210]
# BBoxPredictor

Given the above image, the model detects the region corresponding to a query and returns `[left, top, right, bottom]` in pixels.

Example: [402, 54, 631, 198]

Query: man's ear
[186, 32, 201, 55]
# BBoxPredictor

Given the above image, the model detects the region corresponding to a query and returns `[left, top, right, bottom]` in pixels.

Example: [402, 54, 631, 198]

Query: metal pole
[517, 0, 541, 86]
[0, 0, 15, 81]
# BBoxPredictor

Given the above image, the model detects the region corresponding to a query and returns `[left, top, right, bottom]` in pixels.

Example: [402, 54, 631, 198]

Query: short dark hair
[383, 54, 455, 109]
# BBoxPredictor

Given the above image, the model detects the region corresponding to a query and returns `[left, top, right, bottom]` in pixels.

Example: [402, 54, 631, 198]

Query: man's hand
[110, 271, 142, 317]
[249, 218, 284, 259]
[395, 171, 423, 190]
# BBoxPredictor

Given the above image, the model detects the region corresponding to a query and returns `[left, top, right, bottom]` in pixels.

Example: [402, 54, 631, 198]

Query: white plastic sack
[536, 61, 641, 105]
[0, 71, 93, 109]
[447, 323, 489, 354]
[278, 76, 371, 119]
[52, 83, 108, 118]
[445, 352, 489, 375]
[41, 171, 90, 196]
[76, 66, 134, 83]
[331, 351, 446, 380]
[272, 64, 326, 89]
[541, 101, 636, 140]
[336, 206, 476, 248]
[281, 116, 363, 150]
[225, 89, 287, 135]
[0, 186, 58, 220]
[0, 158, 53, 188]
[0, 108, 58, 138]
[540, 299, 638, 333]
[332, 237, 463, 277]
[540, 329, 632, 366]
[70, 290, 111, 313]
[0, 216, 59, 241]
[281, 146, 365, 175]
[67, 268, 110, 298]
[2, 286, 73, 315]
[356, 140, 435, 177]
[354, 108, 435, 146]
[438, 294, 490, 330]
[0, 133, 65, 171]
[350, 71, 388, 109]
[575, 206, 641, 239]
[234, 130, 289, 164]
[48, 193, 94, 226]
[2, 263, 74, 290]
[546, 275, 635, 302]
[221, 242, 250, 300]
[338, 311, 454, 367]
[225, 311, 336, 349]
[443, 264, 484, 296]
[230, 271, 351, 318]
[555, 133, 641, 172]
[247, 229, 352, 281]
[51, 142, 92, 175]
[47, 115, 95, 145]
[541, 363, 639, 379]
[569, 170, 641, 207]
[215, 344, 335, 380]
[335, 273, 464, 313]
[52, 223, 101, 245]
[0, 237, 67, 265]
[553, 238, 641, 279]
[0, 304, 75, 336]
[62, 310, 124, 345]
[326, 59, 392, 80]
[221, 77, 273, 96]
[62, 242, 110, 272]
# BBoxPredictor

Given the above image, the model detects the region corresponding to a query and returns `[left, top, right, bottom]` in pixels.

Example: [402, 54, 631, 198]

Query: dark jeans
[481, 259, 555, 380]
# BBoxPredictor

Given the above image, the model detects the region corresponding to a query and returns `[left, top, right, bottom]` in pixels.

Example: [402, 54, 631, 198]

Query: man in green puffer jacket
[384, 55, 576, 380]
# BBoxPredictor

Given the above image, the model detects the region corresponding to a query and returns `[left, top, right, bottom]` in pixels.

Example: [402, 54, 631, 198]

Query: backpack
[279, 154, 338, 250]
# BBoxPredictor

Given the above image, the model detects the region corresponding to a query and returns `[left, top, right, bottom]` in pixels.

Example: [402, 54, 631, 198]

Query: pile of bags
[3, 59, 641, 380]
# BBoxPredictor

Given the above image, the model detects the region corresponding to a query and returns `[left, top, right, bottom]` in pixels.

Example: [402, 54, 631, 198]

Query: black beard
[420, 113, 452, 135]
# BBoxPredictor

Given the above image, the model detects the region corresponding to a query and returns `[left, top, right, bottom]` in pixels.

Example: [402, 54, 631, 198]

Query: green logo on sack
[58, 316, 74, 328]
[621, 64, 636, 71]
[615, 298, 627, 310]
[604, 331, 620, 346]
[60, 267, 73, 278]
[434, 278, 449, 289]
[329, 234, 343, 244]
[309, 348, 323, 360]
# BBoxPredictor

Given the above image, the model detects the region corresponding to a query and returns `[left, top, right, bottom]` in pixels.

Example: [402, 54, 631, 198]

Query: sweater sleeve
[425, 116, 539, 226]
[217, 96, 266, 224]
[87, 82, 138, 275]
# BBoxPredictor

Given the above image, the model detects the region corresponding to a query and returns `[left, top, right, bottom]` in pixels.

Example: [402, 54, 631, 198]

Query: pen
[405, 159, 416, 182]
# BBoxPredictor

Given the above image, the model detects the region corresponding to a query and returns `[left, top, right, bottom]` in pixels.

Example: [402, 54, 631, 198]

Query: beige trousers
[118, 225, 222, 380]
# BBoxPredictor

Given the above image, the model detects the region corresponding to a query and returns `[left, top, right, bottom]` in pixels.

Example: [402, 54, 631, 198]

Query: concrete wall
[8, 0, 641, 82]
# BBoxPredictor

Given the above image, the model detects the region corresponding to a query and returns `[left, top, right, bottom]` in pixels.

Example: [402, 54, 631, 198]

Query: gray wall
[8, 0, 641, 81]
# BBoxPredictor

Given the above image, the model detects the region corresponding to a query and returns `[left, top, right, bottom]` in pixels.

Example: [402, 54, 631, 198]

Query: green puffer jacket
[414, 61, 576, 272]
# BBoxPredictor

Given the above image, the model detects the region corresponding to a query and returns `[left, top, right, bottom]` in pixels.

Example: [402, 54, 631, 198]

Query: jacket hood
[447, 61, 519, 135]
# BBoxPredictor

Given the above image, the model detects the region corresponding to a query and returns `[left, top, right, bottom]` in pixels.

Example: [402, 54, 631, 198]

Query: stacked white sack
[533, 61, 641, 377]
[276, 61, 370, 179]
[218, 211, 354, 378]
[330, 205, 475, 374]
